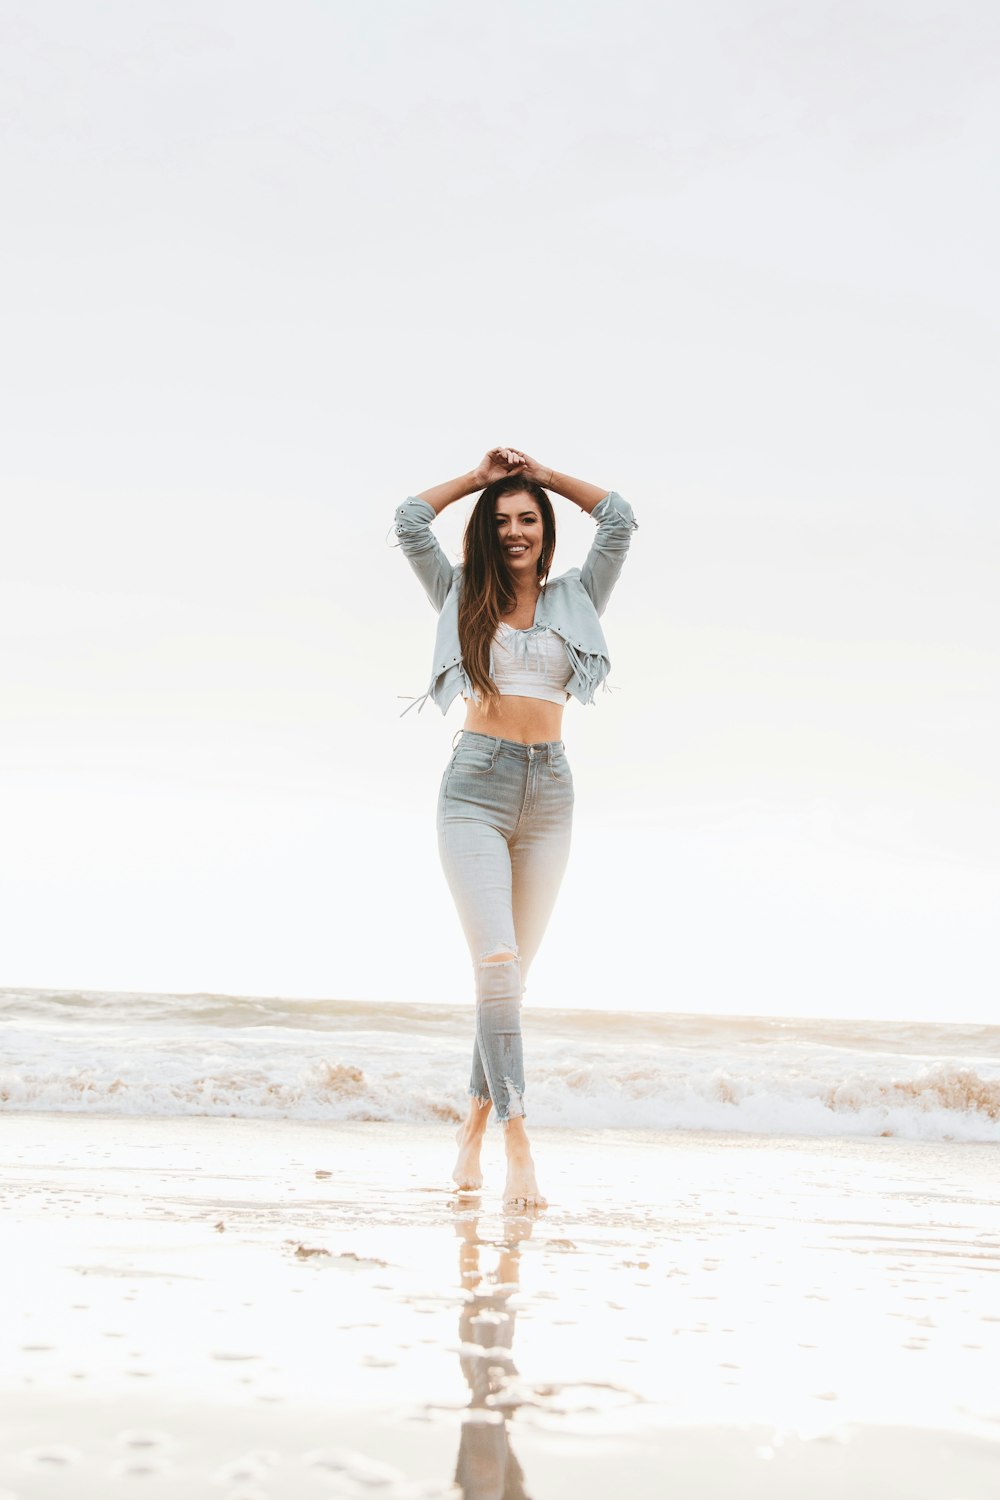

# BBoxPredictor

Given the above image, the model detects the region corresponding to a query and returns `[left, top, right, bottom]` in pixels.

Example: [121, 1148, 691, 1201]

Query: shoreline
[4, 1115, 999, 1497]
[7, 1106, 1000, 1150]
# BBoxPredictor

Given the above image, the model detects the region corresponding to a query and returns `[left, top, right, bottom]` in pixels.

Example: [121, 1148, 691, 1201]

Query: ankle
[463, 1110, 490, 1139]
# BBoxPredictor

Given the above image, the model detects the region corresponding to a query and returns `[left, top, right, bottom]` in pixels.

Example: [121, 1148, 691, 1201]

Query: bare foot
[452, 1123, 484, 1191]
[502, 1146, 547, 1209]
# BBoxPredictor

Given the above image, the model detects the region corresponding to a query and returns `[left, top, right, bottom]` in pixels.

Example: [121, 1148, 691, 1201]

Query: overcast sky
[1, 0, 997, 1021]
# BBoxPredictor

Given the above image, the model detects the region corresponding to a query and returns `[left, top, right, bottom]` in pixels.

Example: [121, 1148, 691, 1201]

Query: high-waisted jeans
[436, 730, 575, 1125]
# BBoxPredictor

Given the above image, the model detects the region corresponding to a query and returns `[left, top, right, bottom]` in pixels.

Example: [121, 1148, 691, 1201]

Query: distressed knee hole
[476, 944, 523, 1005]
[481, 946, 518, 966]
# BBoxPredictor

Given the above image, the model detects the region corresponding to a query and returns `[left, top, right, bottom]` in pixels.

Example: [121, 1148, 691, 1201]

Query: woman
[394, 447, 638, 1207]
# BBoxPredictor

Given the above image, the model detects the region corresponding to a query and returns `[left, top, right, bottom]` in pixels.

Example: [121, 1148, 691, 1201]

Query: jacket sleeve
[579, 491, 639, 617]
[392, 497, 456, 613]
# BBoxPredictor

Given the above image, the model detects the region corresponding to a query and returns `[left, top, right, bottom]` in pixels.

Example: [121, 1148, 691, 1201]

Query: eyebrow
[495, 510, 539, 519]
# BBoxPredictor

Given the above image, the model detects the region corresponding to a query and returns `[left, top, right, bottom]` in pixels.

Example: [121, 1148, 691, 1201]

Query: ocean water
[2, 988, 998, 1142]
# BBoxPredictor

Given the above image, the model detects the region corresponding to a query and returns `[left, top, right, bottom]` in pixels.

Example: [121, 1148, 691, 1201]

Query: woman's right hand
[472, 447, 527, 488]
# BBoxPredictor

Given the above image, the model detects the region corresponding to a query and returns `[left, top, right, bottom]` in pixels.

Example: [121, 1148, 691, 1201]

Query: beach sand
[3, 1114, 999, 1498]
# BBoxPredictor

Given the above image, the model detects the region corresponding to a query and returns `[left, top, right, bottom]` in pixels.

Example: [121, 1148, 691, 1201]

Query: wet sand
[3, 1115, 999, 1497]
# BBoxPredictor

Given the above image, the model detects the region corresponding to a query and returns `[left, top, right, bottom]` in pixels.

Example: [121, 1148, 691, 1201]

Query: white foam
[2, 988, 998, 1142]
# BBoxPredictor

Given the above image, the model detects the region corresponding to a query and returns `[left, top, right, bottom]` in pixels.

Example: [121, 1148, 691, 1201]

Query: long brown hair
[458, 475, 556, 711]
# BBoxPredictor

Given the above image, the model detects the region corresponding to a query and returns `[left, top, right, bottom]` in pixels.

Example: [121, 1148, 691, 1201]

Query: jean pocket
[452, 741, 497, 776]
[548, 749, 573, 783]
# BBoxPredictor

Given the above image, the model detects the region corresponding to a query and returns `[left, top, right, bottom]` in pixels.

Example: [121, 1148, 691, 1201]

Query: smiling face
[494, 491, 543, 578]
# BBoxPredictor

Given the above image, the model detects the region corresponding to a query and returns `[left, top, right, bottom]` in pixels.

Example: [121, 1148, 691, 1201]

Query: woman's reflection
[452, 1209, 534, 1500]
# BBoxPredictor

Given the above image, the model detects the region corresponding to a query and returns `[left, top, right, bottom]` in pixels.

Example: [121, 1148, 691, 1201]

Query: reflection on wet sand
[453, 1209, 534, 1500]
[5, 1117, 999, 1499]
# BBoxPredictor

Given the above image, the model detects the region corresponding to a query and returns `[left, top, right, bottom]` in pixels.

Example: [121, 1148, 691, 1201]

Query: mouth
[504, 544, 529, 557]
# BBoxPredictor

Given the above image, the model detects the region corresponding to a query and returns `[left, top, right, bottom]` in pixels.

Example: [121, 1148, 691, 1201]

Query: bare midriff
[462, 694, 565, 745]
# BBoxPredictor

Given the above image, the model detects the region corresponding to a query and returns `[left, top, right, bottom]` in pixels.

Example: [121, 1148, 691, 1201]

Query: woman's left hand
[506, 450, 556, 488]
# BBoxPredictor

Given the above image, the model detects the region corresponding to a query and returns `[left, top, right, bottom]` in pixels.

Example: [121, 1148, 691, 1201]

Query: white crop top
[463, 623, 572, 706]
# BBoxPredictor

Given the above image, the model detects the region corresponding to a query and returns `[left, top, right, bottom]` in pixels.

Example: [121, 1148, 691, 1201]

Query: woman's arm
[394, 448, 527, 611]
[506, 450, 638, 615]
[547, 470, 608, 514]
[414, 470, 479, 515]
[392, 496, 456, 611]
[579, 491, 639, 616]
[539, 467, 609, 514]
[417, 447, 526, 514]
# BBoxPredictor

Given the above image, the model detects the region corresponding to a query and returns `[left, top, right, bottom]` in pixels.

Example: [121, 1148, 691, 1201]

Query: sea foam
[2, 988, 998, 1142]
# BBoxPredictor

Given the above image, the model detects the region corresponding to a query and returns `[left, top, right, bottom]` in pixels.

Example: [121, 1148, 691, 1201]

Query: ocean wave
[3, 1054, 998, 1142]
[4, 987, 998, 1141]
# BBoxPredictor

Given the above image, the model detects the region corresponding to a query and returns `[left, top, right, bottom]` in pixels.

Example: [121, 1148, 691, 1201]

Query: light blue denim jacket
[393, 490, 639, 715]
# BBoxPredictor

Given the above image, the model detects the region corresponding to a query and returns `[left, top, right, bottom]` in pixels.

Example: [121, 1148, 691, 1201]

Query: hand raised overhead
[498, 450, 555, 488]
[472, 447, 530, 487]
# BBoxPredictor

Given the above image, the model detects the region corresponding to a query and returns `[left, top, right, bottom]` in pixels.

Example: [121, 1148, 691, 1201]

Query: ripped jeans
[437, 730, 575, 1126]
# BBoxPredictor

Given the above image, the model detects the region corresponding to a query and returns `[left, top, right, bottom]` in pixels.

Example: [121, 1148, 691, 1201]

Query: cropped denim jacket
[392, 490, 639, 715]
